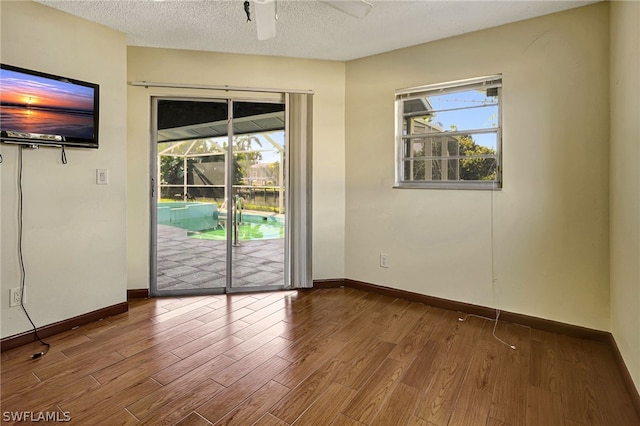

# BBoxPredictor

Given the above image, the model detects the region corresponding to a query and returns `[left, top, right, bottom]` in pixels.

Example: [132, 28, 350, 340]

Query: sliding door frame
[150, 92, 305, 296]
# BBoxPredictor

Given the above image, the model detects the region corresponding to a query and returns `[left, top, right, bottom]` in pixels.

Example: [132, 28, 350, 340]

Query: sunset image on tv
[0, 68, 95, 139]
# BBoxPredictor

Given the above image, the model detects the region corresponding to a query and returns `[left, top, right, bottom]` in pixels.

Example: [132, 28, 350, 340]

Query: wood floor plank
[59, 377, 162, 424]
[232, 310, 287, 341]
[174, 412, 214, 426]
[330, 413, 367, 426]
[588, 341, 640, 425]
[486, 417, 511, 426]
[205, 294, 258, 311]
[447, 320, 500, 426]
[214, 336, 292, 387]
[377, 302, 429, 344]
[341, 358, 409, 424]
[387, 307, 450, 363]
[269, 357, 345, 423]
[211, 380, 289, 426]
[185, 318, 251, 348]
[335, 340, 396, 390]
[333, 321, 388, 362]
[152, 354, 235, 387]
[528, 332, 560, 393]
[291, 382, 356, 425]
[0, 371, 41, 398]
[137, 379, 224, 425]
[153, 304, 214, 325]
[94, 408, 140, 425]
[195, 307, 254, 327]
[173, 324, 247, 360]
[1, 331, 89, 368]
[272, 336, 345, 389]
[92, 350, 181, 385]
[158, 295, 214, 312]
[116, 320, 199, 358]
[400, 338, 443, 391]
[279, 308, 338, 341]
[223, 321, 289, 361]
[59, 317, 174, 359]
[1, 374, 100, 414]
[33, 350, 124, 382]
[370, 382, 420, 426]
[488, 323, 529, 426]
[414, 315, 486, 425]
[1, 350, 68, 386]
[557, 358, 605, 425]
[253, 413, 287, 426]
[370, 298, 412, 327]
[276, 319, 341, 364]
[526, 384, 564, 425]
[241, 298, 290, 324]
[127, 363, 225, 421]
[195, 356, 291, 424]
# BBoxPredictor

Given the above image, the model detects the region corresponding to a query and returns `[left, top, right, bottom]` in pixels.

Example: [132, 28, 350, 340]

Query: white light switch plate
[96, 169, 109, 185]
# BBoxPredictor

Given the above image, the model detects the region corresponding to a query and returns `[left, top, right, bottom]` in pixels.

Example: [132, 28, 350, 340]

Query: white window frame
[394, 75, 502, 190]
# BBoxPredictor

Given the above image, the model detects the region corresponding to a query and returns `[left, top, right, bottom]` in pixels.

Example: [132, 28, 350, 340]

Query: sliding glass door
[227, 101, 287, 291]
[151, 97, 287, 296]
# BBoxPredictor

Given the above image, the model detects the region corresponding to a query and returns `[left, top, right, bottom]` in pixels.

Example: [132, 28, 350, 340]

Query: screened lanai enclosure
[152, 98, 293, 295]
[157, 101, 286, 213]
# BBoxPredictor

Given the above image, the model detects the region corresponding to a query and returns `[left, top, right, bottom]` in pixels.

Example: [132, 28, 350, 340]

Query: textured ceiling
[36, 0, 599, 61]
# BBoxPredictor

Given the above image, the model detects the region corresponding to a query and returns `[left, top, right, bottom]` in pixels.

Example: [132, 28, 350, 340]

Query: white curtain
[286, 93, 313, 288]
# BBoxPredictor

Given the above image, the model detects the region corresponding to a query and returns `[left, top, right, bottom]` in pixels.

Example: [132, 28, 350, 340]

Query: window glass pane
[427, 90, 498, 132]
[452, 133, 498, 182]
[427, 104, 498, 132]
[396, 76, 501, 188]
[187, 155, 225, 186]
[403, 114, 440, 135]
[403, 160, 426, 180]
[160, 156, 184, 185]
[401, 134, 498, 182]
[460, 156, 497, 181]
[404, 95, 498, 134]
[459, 132, 498, 157]
[427, 90, 498, 111]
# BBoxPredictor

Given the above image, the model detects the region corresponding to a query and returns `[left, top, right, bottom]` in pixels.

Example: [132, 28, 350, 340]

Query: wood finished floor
[1, 287, 638, 425]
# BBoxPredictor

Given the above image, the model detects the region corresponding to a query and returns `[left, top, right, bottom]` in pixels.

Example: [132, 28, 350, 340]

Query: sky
[426, 89, 499, 149]
[0, 69, 94, 111]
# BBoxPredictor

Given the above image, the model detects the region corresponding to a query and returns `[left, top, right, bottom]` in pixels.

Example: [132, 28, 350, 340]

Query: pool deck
[157, 223, 285, 292]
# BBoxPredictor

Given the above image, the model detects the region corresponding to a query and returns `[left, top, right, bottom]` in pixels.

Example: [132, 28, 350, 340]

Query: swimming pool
[187, 221, 284, 241]
[157, 202, 284, 241]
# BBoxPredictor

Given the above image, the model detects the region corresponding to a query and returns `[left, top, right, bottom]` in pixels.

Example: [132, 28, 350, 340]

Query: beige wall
[345, 3, 610, 330]
[0, 1, 128, 338]
[126, 47, 346, 289]
[610, 1, 640, 393]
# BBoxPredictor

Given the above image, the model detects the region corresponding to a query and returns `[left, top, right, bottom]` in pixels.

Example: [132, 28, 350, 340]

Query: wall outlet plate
[10, 287, 21, 307]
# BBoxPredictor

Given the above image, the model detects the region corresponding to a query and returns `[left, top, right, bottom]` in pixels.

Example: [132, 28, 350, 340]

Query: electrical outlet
[10, 287, 21, 307]
[380, 253, 390, 268]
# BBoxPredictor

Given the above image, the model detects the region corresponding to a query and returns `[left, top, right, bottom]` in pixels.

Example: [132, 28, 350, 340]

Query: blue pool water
[158, 202, 283, 241]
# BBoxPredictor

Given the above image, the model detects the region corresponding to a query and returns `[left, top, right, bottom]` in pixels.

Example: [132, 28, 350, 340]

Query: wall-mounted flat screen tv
[0, 64, 99, 148]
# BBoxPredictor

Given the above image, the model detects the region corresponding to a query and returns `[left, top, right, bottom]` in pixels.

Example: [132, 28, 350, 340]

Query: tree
[232, 135, 262, 185]
[457, 135, 497, 181]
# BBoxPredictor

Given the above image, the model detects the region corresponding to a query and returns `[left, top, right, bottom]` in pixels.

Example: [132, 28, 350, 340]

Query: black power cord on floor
[17, 145, 50, 359]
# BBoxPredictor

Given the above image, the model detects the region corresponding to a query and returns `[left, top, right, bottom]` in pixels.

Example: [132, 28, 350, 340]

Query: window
[395, 75, 502, 189]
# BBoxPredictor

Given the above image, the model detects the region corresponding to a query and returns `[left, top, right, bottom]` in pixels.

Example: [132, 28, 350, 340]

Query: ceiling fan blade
[319, 0, 373, 19]
[254, 0, 276, 40]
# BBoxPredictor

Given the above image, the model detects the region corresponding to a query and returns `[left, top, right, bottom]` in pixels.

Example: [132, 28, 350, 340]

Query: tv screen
[0, 64, 99, 148]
